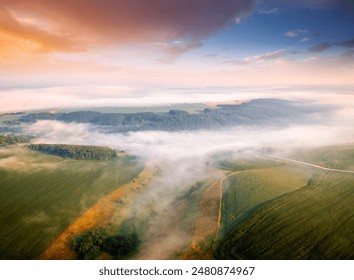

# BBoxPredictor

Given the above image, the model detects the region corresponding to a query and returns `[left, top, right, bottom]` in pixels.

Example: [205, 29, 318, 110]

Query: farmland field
[219, 166, 315, 237]
[215, 147, 354, 260]
[0, 147, 143, 259]
[292, 145, 354, 171]
[1, 142, 353, 260]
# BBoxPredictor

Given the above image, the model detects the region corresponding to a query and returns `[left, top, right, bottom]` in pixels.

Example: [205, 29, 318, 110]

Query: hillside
[0, 147, 142, 259]
[214, 147, 354, 260]
[19, 99, 328, 132]
[0, 135, 30, 146]
[215, 171, 354, 260]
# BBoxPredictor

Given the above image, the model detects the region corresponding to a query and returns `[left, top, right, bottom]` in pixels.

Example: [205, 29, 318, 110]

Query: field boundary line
[268, 155, 354, 174]
[215, 171, 240, 239]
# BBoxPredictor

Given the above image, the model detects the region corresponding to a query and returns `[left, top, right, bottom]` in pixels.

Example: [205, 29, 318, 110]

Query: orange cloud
[0, 0, 254, 57]
[0, 9, 82, 54]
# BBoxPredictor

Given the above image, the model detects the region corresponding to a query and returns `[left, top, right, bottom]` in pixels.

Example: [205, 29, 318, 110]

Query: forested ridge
[19, 99, 324, 132]
[0, 135, 30, 145]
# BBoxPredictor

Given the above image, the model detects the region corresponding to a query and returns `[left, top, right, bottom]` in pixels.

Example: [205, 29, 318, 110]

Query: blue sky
[187, 2, 354, 61]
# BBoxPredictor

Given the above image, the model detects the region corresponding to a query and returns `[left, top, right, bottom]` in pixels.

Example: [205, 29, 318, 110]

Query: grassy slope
[215, 172, 353, 259]
[216, 146, 354, 260]
[0, 147, 142, 259]
[220, 166, 313, 237]
[292, 144, 354, 171]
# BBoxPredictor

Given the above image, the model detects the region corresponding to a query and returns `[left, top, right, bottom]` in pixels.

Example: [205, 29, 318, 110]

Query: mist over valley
[1, 96, 353, 260]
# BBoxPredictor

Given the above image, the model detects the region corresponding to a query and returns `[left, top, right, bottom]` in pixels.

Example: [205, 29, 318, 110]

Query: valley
[0, 100, 353, 260]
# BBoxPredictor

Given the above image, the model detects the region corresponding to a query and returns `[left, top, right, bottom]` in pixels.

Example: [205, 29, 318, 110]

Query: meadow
[0, 147, 142, 259]
[292, 144, 354, 171]
[219, 165, 314, 237]
[215, 147, 354, 260]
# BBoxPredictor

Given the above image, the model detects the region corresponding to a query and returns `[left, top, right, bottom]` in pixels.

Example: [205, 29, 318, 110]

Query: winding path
[183, 170, 241, 259]
[268, 155, 354, 174]
[216, 171, 240, 238]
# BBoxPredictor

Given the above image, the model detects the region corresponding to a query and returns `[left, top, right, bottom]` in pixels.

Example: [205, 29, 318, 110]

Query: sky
[1, 0, 354, 111]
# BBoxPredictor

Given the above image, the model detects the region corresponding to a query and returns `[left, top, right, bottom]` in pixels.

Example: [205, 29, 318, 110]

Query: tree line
[0, 135, 30, 146]
[28, 144, 117, 160]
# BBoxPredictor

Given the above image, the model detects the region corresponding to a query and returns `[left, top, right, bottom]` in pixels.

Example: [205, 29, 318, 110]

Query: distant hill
[19, 99, 328, 132]
[28, 144, 117, 160]
[0, 135, 30, 146]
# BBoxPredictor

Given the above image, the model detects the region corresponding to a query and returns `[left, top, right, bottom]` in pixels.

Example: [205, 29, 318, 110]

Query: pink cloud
[0, 0, 255, 57]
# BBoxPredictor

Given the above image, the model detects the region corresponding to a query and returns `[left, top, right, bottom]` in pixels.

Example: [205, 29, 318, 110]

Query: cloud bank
[1, 85, 354, 114]
[26, 117, 353, 163]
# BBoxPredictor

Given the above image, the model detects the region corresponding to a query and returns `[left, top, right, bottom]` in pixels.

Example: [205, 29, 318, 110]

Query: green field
[220, 166, 314, 236]
[292, 144, 354, 171]
[0, 147, 143, 259]
[215, 147, 354, 260]
[1, 143, 353, 260]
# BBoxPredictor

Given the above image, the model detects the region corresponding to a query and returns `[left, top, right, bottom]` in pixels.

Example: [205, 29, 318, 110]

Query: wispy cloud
[281, 0, 341, 9]
[341, 50, 354, 59]
[245, 49, 286, 62]
[205, 53, 218, 58]
[223, 49, 287, 65]
[307, 37, 354, 53]
[339, 38, 354, 48]
[257, 7, 279, 15]
[285, 29, 309, 38]
[309, 42, 332, 52]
